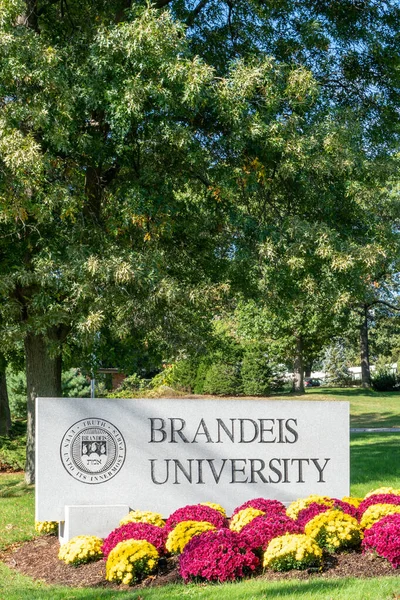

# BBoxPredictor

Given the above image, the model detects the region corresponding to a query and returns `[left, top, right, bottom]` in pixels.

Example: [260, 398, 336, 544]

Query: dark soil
[1, 535, 398, 590]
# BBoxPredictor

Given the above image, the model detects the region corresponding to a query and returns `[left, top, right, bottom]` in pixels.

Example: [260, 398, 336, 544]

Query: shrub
[153, 360, 198, 393]
[119, 510, 165, 528]
[62, 368, 91, 397]
[241, 345, 285, 395]
[240, 514, 301, 552]
[304, 509, 362, 552]
[6, 370, 26, 419]
[193, 359, 212, 394]
[362, 514, 400, 568]
[371, 371, 400, 392]
[232, 498, 286, 517]
[165, 504, 227, 532]
[322, 343, 352, 387]
[166, 520, 215, 554]
[263, 533, 323, 571]
[0, 423, 26, 471]
[105, 539, 158, 585]
[35, 521, 58, 535]
[102, 522, 167, 558]
[179, 529, 259, 582]
[58, 535, 103, 566]
[202, 362, 241, 395]
[229, 507, 265, 532]
[360, 504, 400, 529]
[107, 373, 151, 397]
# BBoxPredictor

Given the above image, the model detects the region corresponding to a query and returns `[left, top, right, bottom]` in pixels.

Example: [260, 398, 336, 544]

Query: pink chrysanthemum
[240, 514, 301, 551]
[362, 513, 400, 568]
[231, 498, 286, 517]
[179, 529, 259, 582]
[164, 504, 227, 533]
[102, 522, 167, 558]
[357, 494, 400, 520]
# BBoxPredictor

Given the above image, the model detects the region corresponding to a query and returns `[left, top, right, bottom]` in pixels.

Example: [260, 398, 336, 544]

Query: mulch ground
[1, 535, 399, 590]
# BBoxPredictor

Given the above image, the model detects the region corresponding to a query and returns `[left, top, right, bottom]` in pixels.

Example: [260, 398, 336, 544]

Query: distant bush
[7, 368, 90, 419]
[193, 359, 212, 394]
[7, 371, 26, 419]
[202, 363, 241, 395]
[241, 345, 286, 395]
[371, 371, 400, 392]
[62, 368, 91, 398]
[151, 360, 198, 393]
[108, 373, 152, 397]
[322, 343, 352, 387]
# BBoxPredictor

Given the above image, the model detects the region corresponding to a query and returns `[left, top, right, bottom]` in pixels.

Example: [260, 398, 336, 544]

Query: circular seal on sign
[60, 418, 126, 484]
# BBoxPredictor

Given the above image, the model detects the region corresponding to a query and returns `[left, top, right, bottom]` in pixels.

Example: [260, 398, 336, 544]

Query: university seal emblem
[60, 418, 126, 484]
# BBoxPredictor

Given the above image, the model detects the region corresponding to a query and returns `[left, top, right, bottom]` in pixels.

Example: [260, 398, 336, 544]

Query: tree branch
[186, 0, 210, 26]
[152, 0, 174, 8]
[369, 299, 400, 312]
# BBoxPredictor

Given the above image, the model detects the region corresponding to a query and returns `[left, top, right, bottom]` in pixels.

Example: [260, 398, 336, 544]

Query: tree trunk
[0, 358, 12, 437]
[24, 331, 62, 484]
[292, 335, 305, 393]
[304, 362, 312, 379]
[360, 306, 371, 389]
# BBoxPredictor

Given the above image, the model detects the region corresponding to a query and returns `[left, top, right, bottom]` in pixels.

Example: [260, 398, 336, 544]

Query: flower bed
[52, 488, 400, 586]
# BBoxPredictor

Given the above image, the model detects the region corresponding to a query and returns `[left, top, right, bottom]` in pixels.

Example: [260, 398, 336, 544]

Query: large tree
[0, 1, 232, 482]
[1, 0, 399, 480]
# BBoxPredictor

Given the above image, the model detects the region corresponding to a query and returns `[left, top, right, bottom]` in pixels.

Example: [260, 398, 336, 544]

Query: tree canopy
[1, 0, 399, 480]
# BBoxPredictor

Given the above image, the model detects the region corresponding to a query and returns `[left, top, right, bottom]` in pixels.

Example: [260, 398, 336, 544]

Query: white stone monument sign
[36, 397, 349, 527]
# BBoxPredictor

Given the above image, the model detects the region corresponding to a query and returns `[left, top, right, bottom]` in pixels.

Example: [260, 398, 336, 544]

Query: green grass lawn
[1, 388, 399, 599]
[305, 386, 400, 428]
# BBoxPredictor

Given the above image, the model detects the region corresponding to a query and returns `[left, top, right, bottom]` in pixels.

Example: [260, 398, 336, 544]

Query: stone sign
[36, 397, 349, 522]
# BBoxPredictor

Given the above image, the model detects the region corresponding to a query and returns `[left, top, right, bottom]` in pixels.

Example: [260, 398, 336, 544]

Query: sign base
[58, 504, 130, 544]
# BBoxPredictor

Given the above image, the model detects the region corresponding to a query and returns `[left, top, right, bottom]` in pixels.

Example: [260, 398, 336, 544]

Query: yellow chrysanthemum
[119, 510, 165, 527]
[106, 539, 159, 585]
[200, 502, 227, 517]
[166, 520, 215, 554]
[229, 508, 264, 532]
[263, 533, 322, 571]
[286, 495, 333, 519]
[360, 504, 400, 529]
[364, 487, 400, 498]
[58, 535, 103, 565]
[341, 496, 363, 508]
[35, 521, 58, 535]
[304, 509, 362, 551]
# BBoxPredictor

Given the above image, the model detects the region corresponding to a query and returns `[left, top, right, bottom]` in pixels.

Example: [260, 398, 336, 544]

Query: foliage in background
[6, 369, 90, 420]
[322, 342, 352, 387]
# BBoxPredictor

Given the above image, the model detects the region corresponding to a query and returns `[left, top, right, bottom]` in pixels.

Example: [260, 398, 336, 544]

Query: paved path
[350, 427, 400, 433]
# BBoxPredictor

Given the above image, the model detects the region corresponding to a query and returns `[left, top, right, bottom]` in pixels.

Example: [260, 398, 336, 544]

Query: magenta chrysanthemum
[240, 514, 301, 551]
[164, 504, 227, 533]
[231, 498, 286, 517]
[102, 522, 167, 558]
[362, 513, 400, 568]
[296, 503, 330, 528]
[296, 499, 357, 529]
[179, 529, 259, 582]
[357, 494, 400, 520]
